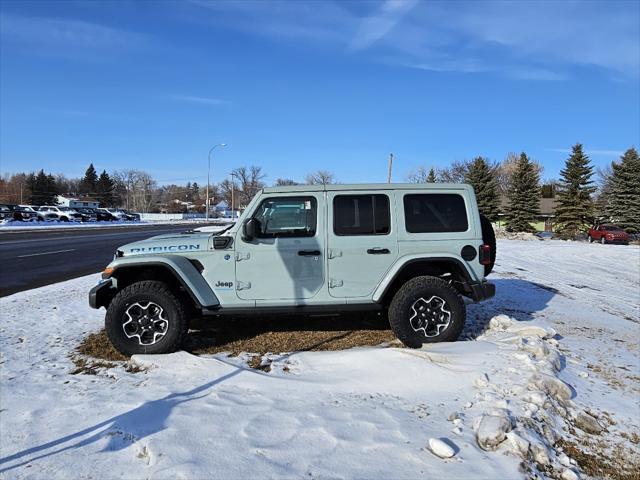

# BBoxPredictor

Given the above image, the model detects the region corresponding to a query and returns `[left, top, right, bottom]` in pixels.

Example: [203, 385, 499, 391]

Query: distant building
[497, 196, 558, 231]
[56, 195, 100, 209]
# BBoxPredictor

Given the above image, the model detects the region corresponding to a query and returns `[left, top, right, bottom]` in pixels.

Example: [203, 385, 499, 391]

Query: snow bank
[1, 239, 638, 479]
[493, 225, 539, 241]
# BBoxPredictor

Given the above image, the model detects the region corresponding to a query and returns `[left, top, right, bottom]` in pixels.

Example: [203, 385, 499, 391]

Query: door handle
[298, 250, 321, 256]
[367, 248, 390, 254]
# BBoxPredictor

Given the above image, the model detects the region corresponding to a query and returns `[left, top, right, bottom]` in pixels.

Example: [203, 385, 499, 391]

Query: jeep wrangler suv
[90, 183, 496, 355]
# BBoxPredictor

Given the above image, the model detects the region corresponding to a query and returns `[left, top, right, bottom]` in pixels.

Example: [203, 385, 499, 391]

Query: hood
[118, 231, 213, 257]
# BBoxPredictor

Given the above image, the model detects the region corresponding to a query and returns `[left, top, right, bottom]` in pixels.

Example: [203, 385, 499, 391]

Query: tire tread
[106, 280, 188, 355]
[388, 275, 465, 348]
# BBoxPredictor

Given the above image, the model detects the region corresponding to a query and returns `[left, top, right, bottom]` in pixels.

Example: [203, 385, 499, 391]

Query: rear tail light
[479, 244, 491, 265]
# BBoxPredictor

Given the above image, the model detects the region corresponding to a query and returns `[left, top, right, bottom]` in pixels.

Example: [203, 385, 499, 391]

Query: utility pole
[387, 153, 394, 183]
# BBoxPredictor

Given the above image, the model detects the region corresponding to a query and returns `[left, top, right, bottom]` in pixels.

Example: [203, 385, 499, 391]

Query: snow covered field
[0, 240, 638, 479]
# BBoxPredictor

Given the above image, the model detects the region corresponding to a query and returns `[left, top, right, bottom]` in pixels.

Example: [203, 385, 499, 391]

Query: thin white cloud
[349, 0, 418, 51]
[171, 95, 228, 106]
[187, 0, 639, 81]
[0, 13, 146, 52]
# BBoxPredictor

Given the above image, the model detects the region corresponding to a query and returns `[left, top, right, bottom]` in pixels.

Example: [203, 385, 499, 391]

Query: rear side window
[403, 194, 468, 233]
[334, 194, 390, 235]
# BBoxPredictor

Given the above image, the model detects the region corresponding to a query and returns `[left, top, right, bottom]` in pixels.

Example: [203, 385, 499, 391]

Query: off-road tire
[388, 276, 466, 348]
[105, 280, 188, 356]
[479, 214, 496, 276]
[588, 235, 593, 243]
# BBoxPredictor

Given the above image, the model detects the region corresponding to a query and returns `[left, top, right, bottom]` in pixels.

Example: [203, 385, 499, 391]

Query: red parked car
[588, 224, 630, 245]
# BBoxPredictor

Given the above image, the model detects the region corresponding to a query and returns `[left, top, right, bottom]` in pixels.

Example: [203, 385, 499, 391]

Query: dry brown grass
[75, 312, 399, 368]
[558, 439, 640, 480]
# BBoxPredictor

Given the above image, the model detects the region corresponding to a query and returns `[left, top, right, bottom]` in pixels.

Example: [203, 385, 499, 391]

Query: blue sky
[1, 0, 638, 185]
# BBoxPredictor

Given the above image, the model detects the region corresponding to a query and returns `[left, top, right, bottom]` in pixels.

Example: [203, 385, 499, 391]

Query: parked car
[90, 182, 496, 355]
[118, 209, 141, 221]
[0, 204, 12, 222]
[73, 207, 98, 222]
[588, 224, 629, 245]
[23, 205, 58, 222]
[535, 231, 553, 240]
[37, 206, 83, 222]
[77, 207, 114, 222]
[98, 208, 140, 221]
[98, 208, 128, 221]
[1, 204, 38, 222]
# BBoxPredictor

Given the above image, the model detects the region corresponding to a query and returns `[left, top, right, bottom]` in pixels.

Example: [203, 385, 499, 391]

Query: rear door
[327, 192, 398, 298]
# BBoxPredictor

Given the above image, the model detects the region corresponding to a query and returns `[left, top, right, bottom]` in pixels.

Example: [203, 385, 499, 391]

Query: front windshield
[604, 225, 622, 231]
[59, 207, 70, 211]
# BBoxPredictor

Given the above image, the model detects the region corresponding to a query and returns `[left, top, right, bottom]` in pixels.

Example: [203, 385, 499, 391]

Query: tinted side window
[334, 194, 390, 235]
[403, 194, 468, 233]
[253, 196, 317, 238]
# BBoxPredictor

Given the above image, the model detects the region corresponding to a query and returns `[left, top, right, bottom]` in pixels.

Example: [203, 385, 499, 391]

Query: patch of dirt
[70, 356, 117, 375]
[75, 313, 399, 371]
[77, 331, 127, 361]
[557, 438, 640, 480]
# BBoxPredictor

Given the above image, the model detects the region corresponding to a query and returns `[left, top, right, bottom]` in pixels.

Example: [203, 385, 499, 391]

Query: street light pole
[206, 143, 227, 220]
[229, 171, 239, 220]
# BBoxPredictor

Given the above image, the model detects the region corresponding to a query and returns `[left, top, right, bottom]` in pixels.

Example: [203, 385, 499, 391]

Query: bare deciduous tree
[112, 169, 157, 212]
[495, 152, 543, 195]
[406, 167, 430, 183]
[305, 170, 336, 185]
[275, 178, 299, 186]
[437, 159, 472, 183]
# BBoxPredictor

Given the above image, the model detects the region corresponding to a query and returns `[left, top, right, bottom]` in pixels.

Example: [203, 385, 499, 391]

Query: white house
[56, 195, 100, 209]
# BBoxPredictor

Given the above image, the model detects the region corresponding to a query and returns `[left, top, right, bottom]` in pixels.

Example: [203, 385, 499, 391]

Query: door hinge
[329, 278, 344, 288]
[328, 249, 342, 259]
[236, 281, 252, 290]
[235, 252, 251, 261]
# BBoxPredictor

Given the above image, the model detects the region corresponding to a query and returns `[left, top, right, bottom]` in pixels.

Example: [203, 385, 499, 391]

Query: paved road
[0, 224, 214, 297]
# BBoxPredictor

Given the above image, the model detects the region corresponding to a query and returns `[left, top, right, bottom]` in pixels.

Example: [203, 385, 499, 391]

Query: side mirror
[243, 218, 257, 241]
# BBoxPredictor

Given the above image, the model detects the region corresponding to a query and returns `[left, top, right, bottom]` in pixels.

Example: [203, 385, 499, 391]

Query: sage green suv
[90, 183, 496, 355]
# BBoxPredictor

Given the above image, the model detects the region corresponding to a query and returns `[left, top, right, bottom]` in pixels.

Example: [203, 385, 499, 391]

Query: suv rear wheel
[388, 276, 465, 348]
[105, 280, 188, 356]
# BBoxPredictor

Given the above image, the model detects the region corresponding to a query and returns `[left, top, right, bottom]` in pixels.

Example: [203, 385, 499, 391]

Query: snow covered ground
[0, 240, 638, 479]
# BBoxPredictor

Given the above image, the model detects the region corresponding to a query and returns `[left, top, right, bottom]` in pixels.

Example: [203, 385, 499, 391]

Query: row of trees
[0, 164, 340, 214]
[406, 145, 639, 235]
[2, 148, 637, 234]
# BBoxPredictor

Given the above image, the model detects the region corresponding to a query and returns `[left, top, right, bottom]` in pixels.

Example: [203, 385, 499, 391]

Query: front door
[327, 191, 398, 298]
[235, 193, 325, 302]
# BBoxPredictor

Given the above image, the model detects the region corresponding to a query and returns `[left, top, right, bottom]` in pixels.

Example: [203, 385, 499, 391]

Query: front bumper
[89, 278, 116, 309]
[468, 280, 495, 302]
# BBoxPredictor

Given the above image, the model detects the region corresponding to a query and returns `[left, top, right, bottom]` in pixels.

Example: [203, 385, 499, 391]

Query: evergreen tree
[96, 170, 115, 207]
[464, 157, 499, 221]
[27, 169, 58, 205]
[554, 144, 596, 238]
[606, 147, 640, 233]
[79, 163, 98, 195]
[427, 168, 437, 183]
[191, 182, 200, 200]
[505, 153, 540, 232]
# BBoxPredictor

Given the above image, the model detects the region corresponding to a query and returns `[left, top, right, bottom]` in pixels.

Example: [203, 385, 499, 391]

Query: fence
[139, 213, 207, 221]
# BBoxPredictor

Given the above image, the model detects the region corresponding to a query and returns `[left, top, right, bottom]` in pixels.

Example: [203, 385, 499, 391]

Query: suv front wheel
[105, 280, 188, 356]
[388, 276, 465, 348]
